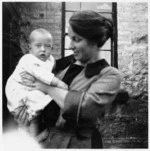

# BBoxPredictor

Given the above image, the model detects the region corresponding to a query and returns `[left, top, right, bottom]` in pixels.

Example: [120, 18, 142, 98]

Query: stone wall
[118, 3, 148, 98]
[101, 3, 148, 148]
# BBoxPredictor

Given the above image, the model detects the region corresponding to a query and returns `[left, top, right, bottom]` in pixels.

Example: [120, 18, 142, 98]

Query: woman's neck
[75, 52, 103, 66]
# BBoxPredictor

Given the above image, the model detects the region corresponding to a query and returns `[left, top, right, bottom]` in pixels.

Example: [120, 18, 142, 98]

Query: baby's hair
[29, 28, 53, 44]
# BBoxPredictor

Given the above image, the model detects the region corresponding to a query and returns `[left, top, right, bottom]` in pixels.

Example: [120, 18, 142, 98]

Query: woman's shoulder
[103, 65, 120, 72]
[101, 66, 122, 79]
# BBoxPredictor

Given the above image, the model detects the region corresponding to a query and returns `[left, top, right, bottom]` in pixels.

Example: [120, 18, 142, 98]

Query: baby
[5, 28, 68, 136]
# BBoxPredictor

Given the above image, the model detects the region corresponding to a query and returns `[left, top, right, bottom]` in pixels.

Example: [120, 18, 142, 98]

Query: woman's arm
[20, 72, 68, 109]
[33, 80, 68, 109]
[47, 87, 68, 109]
[34, 66, 121, 126]
[62, 67, 122, 126]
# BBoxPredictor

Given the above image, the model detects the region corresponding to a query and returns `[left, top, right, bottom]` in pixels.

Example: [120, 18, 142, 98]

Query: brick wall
[18, 2, 62, 59]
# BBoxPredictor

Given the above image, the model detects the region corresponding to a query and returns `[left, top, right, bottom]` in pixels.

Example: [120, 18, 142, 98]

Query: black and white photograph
[1, 1, 148, 149]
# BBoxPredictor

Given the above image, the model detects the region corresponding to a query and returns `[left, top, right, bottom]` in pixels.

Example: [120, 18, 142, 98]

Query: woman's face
[68, 24, 99, 64]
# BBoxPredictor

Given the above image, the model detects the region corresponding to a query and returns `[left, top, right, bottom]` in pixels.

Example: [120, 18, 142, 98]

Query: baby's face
[29, 32, 52, 61]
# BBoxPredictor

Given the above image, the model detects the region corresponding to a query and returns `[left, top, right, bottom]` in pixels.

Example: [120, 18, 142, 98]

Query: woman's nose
[69, 40, 75, 50]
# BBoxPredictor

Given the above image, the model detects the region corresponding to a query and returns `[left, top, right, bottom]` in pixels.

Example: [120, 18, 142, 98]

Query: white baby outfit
[5, 54, 55, 120]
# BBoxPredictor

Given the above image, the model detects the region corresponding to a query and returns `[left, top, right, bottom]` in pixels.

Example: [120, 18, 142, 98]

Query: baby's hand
[57, 81, 68, 90]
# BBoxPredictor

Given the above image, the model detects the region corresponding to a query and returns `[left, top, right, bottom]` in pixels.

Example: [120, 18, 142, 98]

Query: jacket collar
[85, 59, 109, 78]
[54, 55, 109, 78]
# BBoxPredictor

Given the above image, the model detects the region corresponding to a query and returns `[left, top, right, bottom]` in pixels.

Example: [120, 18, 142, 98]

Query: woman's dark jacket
[39, 55, 121, 148]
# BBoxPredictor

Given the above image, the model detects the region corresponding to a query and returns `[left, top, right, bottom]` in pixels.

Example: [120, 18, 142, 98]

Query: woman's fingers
[14, 106, 29, 126]
[22, 112, 29, 126]
[20, 71, 35, 82]
[20, 106, 29, 125]
[35, 129, 49, 143]
[19, 71, 27, 77]
[20, 71, 36, 88]
[14, 106, 24, 122]
[22, 78, 35, 87]
[24, 113, 29, 126]
[18, 106, 27, 124]
[20, 72, 31, 80]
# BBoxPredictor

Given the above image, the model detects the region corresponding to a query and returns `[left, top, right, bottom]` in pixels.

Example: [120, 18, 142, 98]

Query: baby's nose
[41, 45, 45, 51]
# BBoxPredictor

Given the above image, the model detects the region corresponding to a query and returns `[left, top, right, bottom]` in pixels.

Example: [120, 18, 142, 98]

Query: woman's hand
[20, 71, 35, 87]
[20, 71, 48, 93]
[14, 106, 29, 126]
[33, 80, 49, 94]
[57, 81, 68, 90]
[35, 129, 49, 143]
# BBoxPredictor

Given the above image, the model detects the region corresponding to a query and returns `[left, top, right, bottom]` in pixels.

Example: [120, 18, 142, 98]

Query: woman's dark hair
[69, 10, 113, 48]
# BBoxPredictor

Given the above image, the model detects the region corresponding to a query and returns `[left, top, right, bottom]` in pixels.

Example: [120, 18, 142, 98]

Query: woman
[14, 10, 122, 148]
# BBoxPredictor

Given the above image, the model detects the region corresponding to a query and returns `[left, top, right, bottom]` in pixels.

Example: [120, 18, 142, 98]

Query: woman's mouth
[74, 51, 79, 56]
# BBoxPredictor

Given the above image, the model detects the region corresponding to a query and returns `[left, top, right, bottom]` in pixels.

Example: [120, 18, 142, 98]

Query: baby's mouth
[39, 54, 46, 60]
[40, 54, 45, 57]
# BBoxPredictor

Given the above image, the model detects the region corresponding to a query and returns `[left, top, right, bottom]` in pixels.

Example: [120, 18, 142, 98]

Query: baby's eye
[45, 44, 51, 48]
[36, 44, 42, 47]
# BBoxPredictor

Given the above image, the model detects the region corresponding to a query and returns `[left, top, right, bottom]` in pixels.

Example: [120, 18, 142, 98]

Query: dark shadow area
[2, 2, 23, 133]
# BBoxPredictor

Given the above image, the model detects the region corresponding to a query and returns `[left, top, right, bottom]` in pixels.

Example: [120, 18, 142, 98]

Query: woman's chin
[74, 55, 80, 60]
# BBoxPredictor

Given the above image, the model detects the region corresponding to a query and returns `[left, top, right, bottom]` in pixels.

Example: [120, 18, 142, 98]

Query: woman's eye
[73, 37, 81, 42]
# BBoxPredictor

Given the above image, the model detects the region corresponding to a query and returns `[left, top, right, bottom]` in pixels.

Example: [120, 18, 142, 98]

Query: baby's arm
[21, 54, 68, 89]
[51, 77, 68, 89]
[50, 56, 68, 89]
